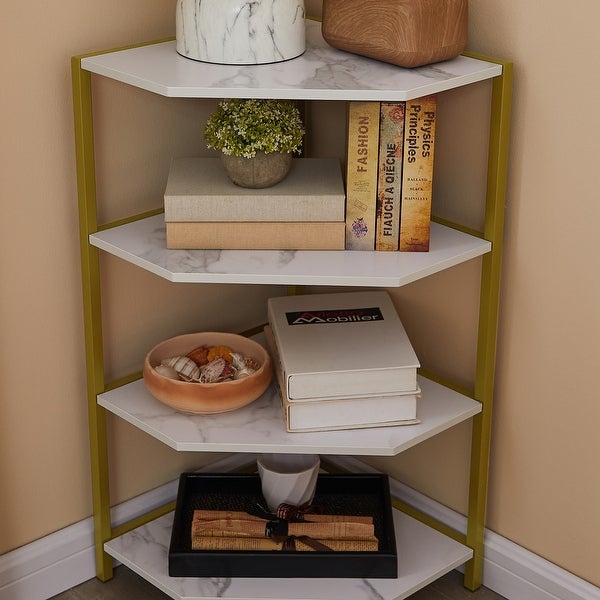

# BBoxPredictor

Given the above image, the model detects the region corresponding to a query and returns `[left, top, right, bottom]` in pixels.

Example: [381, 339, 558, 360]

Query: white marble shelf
[104, 508, 472, 600]
[81, 20, 501, 101]
[98, 375, 481, 455]
[90, 214, 490, 287]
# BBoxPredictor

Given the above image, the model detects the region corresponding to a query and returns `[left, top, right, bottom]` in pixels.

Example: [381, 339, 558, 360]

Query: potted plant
[204, 98, 305, 188]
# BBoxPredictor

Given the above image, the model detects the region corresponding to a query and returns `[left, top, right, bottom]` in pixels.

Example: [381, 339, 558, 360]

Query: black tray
[169, 472, 397, 578]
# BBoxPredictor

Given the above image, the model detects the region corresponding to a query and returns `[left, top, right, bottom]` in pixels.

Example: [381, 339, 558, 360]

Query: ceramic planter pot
[221, 152, 293, 188]
[176, 0, 306, 64]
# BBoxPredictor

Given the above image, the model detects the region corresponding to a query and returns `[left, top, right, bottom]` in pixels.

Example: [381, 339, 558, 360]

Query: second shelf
[90, 214, 490, 287]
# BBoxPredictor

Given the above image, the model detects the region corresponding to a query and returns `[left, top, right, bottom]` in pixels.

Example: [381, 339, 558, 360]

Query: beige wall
[1, 0, 599, 590]
[468, 0, 600, 581]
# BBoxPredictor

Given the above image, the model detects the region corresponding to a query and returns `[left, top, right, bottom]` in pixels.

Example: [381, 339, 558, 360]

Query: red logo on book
[285, 307, 383, 325]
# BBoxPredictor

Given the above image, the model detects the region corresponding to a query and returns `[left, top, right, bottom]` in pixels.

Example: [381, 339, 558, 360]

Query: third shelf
[98, 375, 481, 456]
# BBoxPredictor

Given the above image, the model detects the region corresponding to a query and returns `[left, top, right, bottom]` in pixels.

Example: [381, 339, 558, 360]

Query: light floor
[52, 566, 506, 599]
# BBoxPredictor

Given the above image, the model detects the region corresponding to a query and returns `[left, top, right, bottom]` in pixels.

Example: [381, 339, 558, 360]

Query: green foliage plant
[204, 98, 305, 158]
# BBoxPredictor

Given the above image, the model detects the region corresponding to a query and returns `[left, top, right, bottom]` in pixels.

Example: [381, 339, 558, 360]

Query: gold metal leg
[463, 58, 513, 590]
[71, 56, 113, 581]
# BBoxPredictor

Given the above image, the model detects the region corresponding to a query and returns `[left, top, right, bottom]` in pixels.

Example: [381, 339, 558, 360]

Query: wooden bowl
[143, 332, 272, 414]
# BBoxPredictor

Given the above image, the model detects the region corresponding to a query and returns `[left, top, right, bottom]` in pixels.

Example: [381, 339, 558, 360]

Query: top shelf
[81, 20, 502, 101]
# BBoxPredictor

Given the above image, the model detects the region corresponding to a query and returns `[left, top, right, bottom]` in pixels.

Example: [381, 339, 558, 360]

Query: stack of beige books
[164, 157, 346, 250]
[265, 290, 421, 432]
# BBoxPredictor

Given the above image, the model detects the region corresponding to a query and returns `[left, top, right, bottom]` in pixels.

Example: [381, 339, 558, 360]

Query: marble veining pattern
[107, 512, 382, 599]
[82, 21, 502, 101]
[176, 0, 305, 64]
[89, 214, 490, 287]
[105, 508, 472, 600]
[97, 374, 481, 454]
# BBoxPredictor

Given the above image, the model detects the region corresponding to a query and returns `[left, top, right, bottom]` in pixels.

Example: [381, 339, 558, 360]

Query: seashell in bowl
[198, 356, 228, 383]
[161, 356, 201, 381]
[186, 345, 210, 366]
[143, 332, 272, 414]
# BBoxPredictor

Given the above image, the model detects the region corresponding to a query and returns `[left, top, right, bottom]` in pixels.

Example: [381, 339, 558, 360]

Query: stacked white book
[266, 290, 421, 432]
[163, 157, 346, 250]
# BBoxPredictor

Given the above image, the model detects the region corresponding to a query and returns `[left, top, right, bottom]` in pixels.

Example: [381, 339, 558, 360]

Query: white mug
[257, 453, 320, 512]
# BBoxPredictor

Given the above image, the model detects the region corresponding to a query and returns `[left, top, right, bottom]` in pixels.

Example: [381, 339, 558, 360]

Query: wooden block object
[322, 0, 468, 68]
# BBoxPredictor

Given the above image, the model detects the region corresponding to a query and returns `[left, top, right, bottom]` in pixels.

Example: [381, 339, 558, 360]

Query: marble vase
[176, 0, 306, 64]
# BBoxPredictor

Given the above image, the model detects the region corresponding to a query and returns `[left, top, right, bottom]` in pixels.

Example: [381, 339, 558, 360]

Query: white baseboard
[0, 454, 253, 600]
[1, 454, 598, 600]
[327, 456, 600, 600]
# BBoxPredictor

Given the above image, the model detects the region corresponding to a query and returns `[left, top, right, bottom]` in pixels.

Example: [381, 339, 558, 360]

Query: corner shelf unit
[72, 19, 512, 600]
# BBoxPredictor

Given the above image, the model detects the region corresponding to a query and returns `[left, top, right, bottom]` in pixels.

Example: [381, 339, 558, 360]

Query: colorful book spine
[375, 102, 405, 251]
[344, 101, 381, 250]
[399, 95, 437, 252]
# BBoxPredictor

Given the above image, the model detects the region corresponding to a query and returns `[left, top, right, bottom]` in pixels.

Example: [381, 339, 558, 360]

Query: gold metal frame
[72, 44, 512, 589]
[465, 55, 513, 590]
[391, 55, 513, 590]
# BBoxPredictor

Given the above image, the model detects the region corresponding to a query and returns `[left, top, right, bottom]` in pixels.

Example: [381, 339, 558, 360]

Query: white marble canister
[176, 0, 306, 64]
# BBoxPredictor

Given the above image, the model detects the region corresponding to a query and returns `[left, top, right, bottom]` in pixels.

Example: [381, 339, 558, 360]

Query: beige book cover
[164, 157, 345, 222]
[399, 95, 437, 252]
[166, 221, 345, 250]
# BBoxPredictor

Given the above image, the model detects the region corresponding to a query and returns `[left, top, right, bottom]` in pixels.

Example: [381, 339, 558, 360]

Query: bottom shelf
[104, 508, 472, 600]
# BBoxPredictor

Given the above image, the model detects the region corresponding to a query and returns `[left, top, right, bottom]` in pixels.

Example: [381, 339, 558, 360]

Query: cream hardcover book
[267, 291, 420, 401]
[265, 326, 419, 432]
